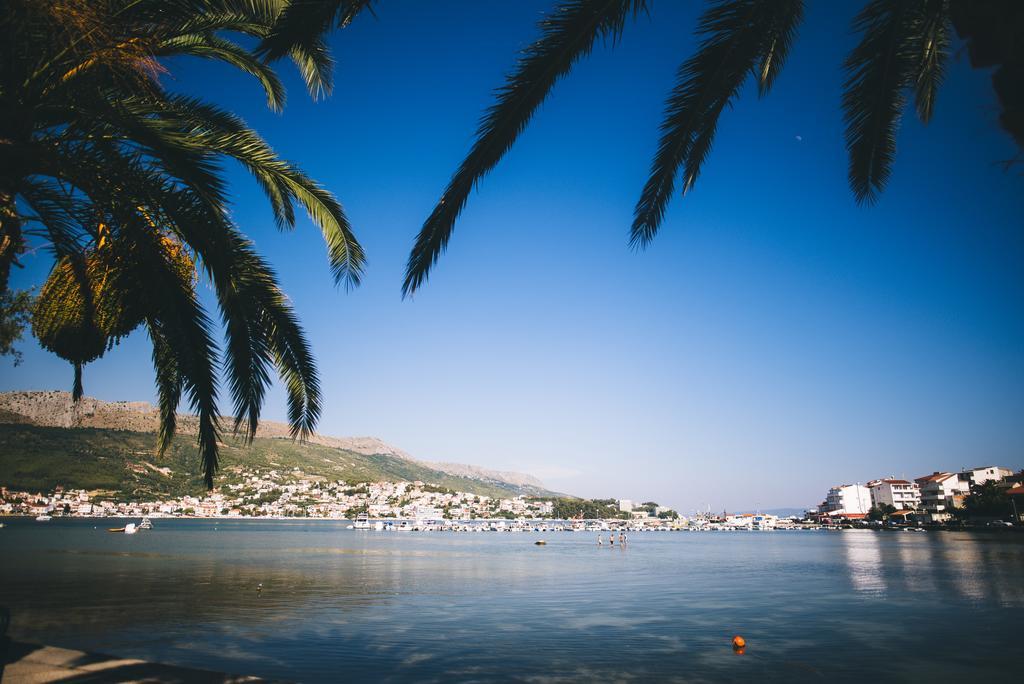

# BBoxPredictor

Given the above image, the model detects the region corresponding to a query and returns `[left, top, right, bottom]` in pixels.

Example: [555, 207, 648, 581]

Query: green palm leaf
[157, 33, 288, 111]
[3, 0, 350, 486]
[632, 0, 804, 247]
[148, 323, 183, 455]
[259, 0, 375, 63]
[843, 0, 951, 204]
[403, 0, 648, 297]
[911, 0, 950, 124]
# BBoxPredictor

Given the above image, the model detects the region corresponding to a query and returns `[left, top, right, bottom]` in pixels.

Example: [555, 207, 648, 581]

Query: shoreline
[3, 514, 1020, 533]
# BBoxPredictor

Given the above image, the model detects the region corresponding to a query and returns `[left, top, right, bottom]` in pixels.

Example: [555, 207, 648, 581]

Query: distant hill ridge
[0, 391, 546, 491]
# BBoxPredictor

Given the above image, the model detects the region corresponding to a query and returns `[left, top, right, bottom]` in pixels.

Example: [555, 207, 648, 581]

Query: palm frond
[157, 33, 287, 111]
[259, 0, 375, 62]
[16, 178, 92, 256]
[288, 39, 335, 99]
[632, 0, 804, 247]
[843, 0, 947, 203]
[148, 323, 183, 455]
[154, 95, 365, 286]
[251, 271, 322, 439]
[144, 178, 321, 446]
[911, 0, 950, 123]
[63, 95, 230, 212]
[404, 0, 648, 296]
[128, 230, 221, 488]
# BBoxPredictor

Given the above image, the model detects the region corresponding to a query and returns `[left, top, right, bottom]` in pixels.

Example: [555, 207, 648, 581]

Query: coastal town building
[961, 466, 1015, 487]
[915, 472, 969, 521]
[819, 484, 873, 516]
[0, 469, 588, 523]
[724, 513, 779, 530]
[867, 479, 921, 510]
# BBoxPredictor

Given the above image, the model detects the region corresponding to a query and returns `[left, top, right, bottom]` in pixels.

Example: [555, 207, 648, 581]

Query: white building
[618, 499, 634, 513]
[915, 472, 969, 519]
[868, 479, 921, 510]
[820, 484, 872, 515]
[961, 466, 1014, 487]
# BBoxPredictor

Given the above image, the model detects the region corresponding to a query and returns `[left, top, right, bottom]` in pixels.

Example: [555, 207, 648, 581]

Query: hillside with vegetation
[0, 424, 556, 501]
[0, 391, 552, 497]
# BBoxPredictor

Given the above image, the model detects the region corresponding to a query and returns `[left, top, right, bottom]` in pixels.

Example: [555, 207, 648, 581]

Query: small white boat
[139, 517, 153, 530]
[374, 520, 385, 531]
[353, 512, 371, 530]
[35, 515, 52, 522]
[124, 523, 138, 535]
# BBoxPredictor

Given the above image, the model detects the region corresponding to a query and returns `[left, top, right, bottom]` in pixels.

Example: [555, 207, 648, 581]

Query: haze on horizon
[3, 1, 1022, 512]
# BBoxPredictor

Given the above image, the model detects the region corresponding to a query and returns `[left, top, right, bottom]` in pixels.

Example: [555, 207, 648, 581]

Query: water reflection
[2, 519, 1023, 682]
[838, 529, 1024, 607]
[839, 530, 886, 595]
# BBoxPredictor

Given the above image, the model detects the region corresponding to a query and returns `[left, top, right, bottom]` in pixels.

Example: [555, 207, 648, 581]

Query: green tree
[960, 481, 1012, 519]
[867, 503, 896, 522]
[550, 496, 628, 519]
[0, 288, 33, 365]
[1, 1, 365, 486]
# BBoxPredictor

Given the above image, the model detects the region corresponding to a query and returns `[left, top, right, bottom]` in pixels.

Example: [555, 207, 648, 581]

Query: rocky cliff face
[423, 462, 546, 489]
[0, 391, 545, 490]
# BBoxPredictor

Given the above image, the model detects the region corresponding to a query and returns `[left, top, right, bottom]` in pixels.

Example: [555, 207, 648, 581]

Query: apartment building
[819, 484, 873, 515]
[915, 472, 969, 520]
[868, 479, 921, 510]
[961, 466, 1015, 487]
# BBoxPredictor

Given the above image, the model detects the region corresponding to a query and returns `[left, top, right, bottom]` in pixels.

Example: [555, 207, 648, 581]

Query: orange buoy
[732, 635, 746, 651]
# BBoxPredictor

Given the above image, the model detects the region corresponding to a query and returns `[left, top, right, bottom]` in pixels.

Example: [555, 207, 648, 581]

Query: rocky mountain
[423, 462, 545, 489]
[0, 391, 549, 494]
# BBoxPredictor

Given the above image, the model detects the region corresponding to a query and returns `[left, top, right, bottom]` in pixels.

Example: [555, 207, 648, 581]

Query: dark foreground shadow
[1, 636, 271, 683]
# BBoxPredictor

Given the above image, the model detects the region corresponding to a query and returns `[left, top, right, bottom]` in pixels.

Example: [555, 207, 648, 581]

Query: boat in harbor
[35, 515, 52, 522]
[353, 512, 371, 529]
[139, 517, 153, 530]
[124, 523, 138, 535]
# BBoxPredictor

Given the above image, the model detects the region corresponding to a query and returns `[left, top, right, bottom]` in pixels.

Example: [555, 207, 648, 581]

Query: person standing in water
[619, 531, 625, 546]
[597, 535, 602, 546]
[609, 532, 615, 546]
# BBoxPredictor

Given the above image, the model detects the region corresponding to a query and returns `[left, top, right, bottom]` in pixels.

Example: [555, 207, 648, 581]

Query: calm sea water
[1, 518, 1022, 682]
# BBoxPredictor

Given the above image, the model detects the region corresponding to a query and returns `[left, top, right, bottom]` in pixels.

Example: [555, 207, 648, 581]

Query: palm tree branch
[404, 0, 648, 296]
[632, 0, 804, 246]
[843, 0, 934, 203]
[156, 33, 287, 111]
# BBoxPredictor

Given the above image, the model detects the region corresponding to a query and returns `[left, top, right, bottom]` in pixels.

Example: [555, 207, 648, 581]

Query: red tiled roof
[1007, 485, 1024, 496]
[915, 472, 954, 484]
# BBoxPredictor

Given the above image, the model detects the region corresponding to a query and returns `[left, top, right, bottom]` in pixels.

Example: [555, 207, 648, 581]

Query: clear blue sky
[5, 1, 1023, 511]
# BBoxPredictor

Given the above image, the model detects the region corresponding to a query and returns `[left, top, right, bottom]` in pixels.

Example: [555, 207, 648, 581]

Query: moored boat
[35, 515, 52, 522]
[353, 512, 371, 529]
